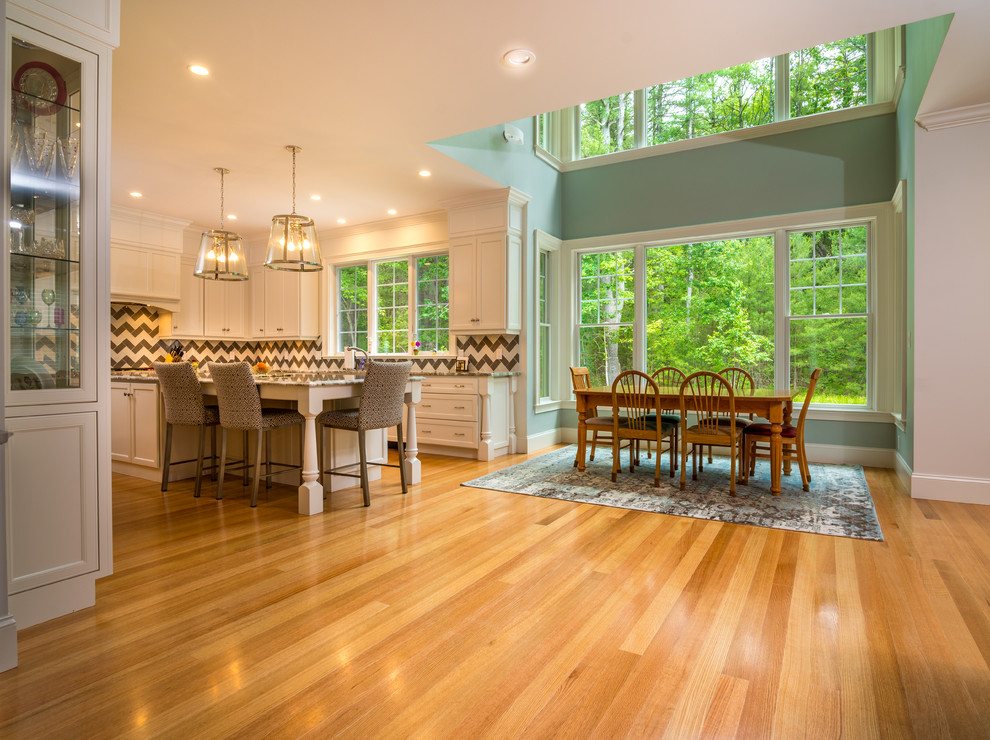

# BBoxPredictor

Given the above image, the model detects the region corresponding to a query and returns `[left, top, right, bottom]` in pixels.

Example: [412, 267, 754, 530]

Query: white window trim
[536, 28, 899, 174]
[560, 201, 900, 417]
[322, 247, 453, 359]
[534, 229, 563, 411]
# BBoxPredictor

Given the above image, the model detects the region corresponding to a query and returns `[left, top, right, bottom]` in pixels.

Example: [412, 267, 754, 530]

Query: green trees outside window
[561, 33, 871, 161]
[575, 226, 869, 405]
[336, 254, 449, 354]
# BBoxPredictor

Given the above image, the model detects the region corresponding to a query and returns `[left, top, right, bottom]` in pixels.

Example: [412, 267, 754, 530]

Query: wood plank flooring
[2, 448, 990, 738]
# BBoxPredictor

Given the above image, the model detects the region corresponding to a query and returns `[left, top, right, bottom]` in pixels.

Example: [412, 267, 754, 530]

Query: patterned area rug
[462, 445, 883, 541]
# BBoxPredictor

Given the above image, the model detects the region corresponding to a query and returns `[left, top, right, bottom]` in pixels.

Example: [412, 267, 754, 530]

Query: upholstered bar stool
[209, 362, 306, 507]
[317, 360, 412, 507]
[154, 361, 220, 498]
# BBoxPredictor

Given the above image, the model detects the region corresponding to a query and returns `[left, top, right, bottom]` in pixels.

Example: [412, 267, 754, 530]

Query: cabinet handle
[454, 405, 465, 409]
[421, 404, 432, 408]
[454, 384, 466, 388]
[454, 433, 466, 437]
[422, 430, 432, 434]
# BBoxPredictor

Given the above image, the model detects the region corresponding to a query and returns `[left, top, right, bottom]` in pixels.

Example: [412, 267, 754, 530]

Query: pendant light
[265, 145, 323, 271]
[194, 167, 247, 280]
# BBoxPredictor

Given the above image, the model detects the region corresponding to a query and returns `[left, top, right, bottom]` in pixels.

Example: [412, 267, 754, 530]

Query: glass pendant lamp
[194, 167, 247, 280]
[265, 145, 323, 271]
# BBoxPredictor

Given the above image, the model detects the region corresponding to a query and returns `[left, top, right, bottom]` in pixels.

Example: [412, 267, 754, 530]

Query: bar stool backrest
[208, 362, 263, 430]
[154, 362, 208, 426]
[357, 361, 413, 431]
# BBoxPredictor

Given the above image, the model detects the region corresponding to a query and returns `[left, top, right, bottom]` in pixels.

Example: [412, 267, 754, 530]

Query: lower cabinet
[404, 375, 515, 459]
[110, 381, 159, 467]
[5, 411, 104, 628]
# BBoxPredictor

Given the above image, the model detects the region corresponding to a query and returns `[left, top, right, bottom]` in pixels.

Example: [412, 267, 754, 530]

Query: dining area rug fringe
[462, 445, 883, 541]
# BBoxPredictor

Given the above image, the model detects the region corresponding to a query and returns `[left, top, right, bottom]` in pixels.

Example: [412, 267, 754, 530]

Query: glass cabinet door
[8, 34, 83, 393]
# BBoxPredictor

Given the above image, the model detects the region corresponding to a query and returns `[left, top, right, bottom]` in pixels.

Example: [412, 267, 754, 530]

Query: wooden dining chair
[610, 370, 677, 486]
[649, 366, 686, 467]
[743, 368, 822, 491]
[570, 366, 624, 467]
[704, 366, 756, 465]
[679, 371, 745, 495]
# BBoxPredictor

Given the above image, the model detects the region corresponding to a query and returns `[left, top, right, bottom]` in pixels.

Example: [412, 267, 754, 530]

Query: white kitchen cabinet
[249, 267, 320, 340]
[4, 3, 119, 634]
[203, 279, 246, 338]
[444, 188, 528, 336]
[110, 381, 159, 467]
[160, 259, 204, 339]
[408, 375, 515, 459]
[109, 244, 180, 304]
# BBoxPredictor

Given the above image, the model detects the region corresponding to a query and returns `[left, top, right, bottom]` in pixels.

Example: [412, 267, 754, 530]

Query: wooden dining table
[574, 385, 797, 495]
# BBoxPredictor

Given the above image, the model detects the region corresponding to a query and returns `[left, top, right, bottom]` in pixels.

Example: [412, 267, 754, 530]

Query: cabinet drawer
[420, 376, 479, 394]
[417, 419, 478, 449]
[418, 393, 477, 422]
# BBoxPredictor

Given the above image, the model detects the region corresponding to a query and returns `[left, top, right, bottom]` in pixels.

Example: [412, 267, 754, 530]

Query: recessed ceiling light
[189, 65, 209, 76]
[502, 49, 535, 67]
[387, 209, 397, 216]
[337, 218, 347, 224]
[129, 191, 143, 198]
[311, 194, 321, 201]
[418, 170, 431, 177]
[227, 214, 237, 220]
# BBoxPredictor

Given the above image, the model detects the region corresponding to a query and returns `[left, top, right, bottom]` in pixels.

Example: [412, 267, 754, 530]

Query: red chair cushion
[742, 423, 797, 438]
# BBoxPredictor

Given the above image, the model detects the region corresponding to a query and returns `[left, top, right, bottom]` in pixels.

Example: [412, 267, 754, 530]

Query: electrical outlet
[495, 348, 502, 360]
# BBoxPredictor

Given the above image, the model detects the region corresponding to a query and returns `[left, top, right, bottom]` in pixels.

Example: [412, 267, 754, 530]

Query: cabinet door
[448, 237, 478, 331]
[167, 264, 204, 338]
[130, 383, 159, 466]
[264, 269, 288, 337]
[149, 252, 179, 300]
[476, 234, 507, 333]
[250, 268, 266, 338]
[110, 246, 148, 295]
[278, 271, 302, 338]
[6, 412, 100, 594]
[202, 281, 226, 337]
[109, 382, 132, 461]
[224, 280, 246, 338]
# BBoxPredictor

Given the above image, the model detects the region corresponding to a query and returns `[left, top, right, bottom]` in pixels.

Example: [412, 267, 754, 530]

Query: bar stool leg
[251, 430, 264, 507]
[217, 429, 228, 500]
[243, 431, 250, 487]
[358, 430, 370, 507]
[161, 422, 173, 492]
[194, 423, 206, 498]
[397, 422, 407, 494]
[210, 427, 218, 481]
[265, 429, 272, 489]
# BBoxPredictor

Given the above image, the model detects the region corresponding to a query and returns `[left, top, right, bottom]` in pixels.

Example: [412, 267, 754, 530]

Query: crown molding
[916, 102, 990, 131]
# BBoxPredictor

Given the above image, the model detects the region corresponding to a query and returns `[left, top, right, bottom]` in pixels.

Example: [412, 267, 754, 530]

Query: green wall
[431, 119, 563, 439]
[563, 115, 896, 239]
[894, 14, 953, 471]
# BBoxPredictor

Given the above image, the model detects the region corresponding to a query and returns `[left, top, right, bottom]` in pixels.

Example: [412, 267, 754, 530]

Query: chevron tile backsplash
[111, 304, 520, 372]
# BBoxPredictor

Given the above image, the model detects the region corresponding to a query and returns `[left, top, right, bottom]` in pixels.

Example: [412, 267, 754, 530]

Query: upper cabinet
[445, 188, 529, 336]
[202, 278, 246, 339]
[249, 266, 320, 340]
[109, 207, 188, 308]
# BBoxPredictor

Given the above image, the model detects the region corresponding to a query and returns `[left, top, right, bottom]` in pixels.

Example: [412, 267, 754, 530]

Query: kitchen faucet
[344, 346, 370, 370]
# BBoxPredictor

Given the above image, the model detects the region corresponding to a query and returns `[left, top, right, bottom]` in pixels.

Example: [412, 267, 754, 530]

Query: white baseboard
[530, 431, 896, 471]
[895, 452, 913, 495]
[803, 443, 895, 468]
[0, 615, 17, 672]
[910, 473, 990, 506]
[9, 575, 96, 630]
[527, 427, 567, 454]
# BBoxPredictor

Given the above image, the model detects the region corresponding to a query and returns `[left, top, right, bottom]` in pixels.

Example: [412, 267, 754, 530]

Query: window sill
[534, 400, 567, 414]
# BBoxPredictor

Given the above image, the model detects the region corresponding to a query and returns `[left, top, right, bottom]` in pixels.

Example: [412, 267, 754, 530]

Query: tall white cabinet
[445, 188, 529, 336]
[2, 0, 118, 655]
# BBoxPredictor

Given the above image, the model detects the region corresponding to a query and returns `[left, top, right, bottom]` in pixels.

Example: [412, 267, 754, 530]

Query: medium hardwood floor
[2, 448, 989, 738]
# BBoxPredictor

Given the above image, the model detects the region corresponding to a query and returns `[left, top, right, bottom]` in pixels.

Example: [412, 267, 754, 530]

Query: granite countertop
[110, 369, 520, 383]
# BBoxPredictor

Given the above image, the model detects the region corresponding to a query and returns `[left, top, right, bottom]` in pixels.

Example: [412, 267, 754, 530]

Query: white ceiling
[111, 0, 986, 241]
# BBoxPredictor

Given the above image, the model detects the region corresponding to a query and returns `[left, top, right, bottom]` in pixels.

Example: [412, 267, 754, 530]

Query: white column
[404, 381, 421, 484]
[297, 393, 324, 516]
[479, 376, 494, 460]
[508, 375, 517, 454]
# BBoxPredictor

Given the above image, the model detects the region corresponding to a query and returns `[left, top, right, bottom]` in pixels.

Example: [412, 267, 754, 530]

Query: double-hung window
[572, 214, 878, 407]
[334, 254, 449, 354]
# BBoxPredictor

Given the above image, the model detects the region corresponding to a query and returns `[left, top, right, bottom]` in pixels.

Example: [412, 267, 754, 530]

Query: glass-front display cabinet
[7, 29, 92, 398]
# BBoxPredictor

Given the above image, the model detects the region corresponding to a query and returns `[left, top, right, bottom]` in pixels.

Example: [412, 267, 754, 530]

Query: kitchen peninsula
[111, 367, 520, 514]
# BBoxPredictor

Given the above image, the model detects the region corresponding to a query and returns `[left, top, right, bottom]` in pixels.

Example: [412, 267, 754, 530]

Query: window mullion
[775, 54, 789, 122]
[633, 243, 646, 370]
[408, 261, 417, 352]
[368, 261, 379, 354]
[774, 228, 789, 389]
[633, 88, 646, 150]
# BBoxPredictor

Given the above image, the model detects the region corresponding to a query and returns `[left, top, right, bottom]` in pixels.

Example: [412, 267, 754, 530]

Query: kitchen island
[113, 369, 423, 515]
